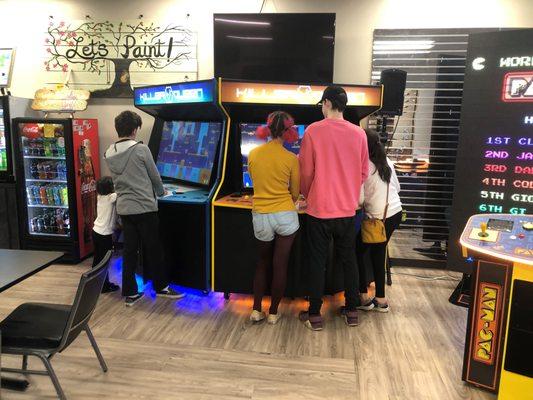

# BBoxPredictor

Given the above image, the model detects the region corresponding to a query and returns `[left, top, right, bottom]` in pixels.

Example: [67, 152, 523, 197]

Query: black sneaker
[372, 298, 390, 313]
[125, 292, 144, 307]
[356, 299, 375, 311]
[156, 286, 185, 299]
[102, 282, 120, 293]
[339, 307, 360, 326]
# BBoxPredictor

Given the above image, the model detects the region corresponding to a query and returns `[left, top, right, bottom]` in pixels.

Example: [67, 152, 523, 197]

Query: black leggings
[253, 232, 297, 314]
[357, 211, 402, 298]
[92, 230, 112, 286]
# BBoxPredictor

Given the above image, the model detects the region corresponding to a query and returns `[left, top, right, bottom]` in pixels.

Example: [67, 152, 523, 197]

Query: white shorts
[252, 211, 300, 242]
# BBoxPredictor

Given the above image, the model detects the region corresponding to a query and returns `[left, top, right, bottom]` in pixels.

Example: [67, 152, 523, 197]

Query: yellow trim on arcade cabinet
[211, 77, 232, 292]
[498, 263, 533, 400]
[378, 83, 384, 113]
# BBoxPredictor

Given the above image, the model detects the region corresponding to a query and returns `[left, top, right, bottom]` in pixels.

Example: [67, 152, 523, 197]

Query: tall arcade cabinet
[13, 118, 100, 262]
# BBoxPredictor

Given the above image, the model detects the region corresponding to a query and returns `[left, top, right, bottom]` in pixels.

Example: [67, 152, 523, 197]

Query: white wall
[1, 0, 532, 172]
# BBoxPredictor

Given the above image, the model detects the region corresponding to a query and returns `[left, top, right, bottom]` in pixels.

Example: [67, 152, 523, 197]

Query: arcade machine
[12, 117, 99, 262]
[448, 29, 533, 306]
[134, 79, 227, 293]
[460, 214, 532, 399]
[212, 79, 382, 297]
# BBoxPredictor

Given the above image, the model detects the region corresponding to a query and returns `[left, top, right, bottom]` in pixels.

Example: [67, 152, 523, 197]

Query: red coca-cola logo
[21, 124, 41, 138]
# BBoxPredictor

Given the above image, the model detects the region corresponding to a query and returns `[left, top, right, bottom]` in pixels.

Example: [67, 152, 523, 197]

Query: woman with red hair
[248, 111, 300, 325]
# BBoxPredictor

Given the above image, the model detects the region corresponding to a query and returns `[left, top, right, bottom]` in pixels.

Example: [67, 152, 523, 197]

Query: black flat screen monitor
[214, 13, 335, 83]
[156, 120, 222, 186]
[240, 122, 305, 188]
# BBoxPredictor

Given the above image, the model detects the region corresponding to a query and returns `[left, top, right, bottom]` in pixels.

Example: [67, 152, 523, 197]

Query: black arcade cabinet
[134, 79, 227, 293]
[211, 79, 382, 297]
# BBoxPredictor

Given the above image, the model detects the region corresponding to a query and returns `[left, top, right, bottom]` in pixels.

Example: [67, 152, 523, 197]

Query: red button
[518, 233, 525, 239]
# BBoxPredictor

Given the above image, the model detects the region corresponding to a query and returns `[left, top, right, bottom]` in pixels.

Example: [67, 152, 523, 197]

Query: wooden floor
[0, 256, 496, 399]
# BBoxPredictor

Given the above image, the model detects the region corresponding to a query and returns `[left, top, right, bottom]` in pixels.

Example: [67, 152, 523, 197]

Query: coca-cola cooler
[12, 118, 99, 262]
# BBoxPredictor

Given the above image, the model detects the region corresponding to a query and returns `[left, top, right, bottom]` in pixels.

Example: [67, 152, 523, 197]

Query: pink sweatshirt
[299, 118, 369, 219]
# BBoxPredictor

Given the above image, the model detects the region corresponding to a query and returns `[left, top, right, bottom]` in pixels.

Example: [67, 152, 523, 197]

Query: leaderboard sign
[448, 29, 533, 272]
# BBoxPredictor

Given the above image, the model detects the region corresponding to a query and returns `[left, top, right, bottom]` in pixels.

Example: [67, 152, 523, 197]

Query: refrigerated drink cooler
[13, 118, 100, 262]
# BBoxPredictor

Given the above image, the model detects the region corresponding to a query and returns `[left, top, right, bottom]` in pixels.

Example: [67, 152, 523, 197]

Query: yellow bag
[361, 182, 389, 244]
[361, 218, 387, 243]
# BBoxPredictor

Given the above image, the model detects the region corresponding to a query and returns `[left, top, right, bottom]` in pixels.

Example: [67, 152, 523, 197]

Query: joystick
[478, 222, 489, 238]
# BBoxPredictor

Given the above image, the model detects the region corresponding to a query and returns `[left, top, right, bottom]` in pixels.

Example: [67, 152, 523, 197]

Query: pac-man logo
[502, 71, 533, 102]
[472, 57, 486, 71]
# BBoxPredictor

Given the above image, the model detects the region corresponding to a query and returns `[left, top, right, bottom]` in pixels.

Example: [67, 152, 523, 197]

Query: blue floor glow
[107, 255, 227, 313]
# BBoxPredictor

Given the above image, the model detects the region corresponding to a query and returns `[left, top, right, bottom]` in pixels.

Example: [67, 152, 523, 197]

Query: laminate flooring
[0, 256, 495, 399]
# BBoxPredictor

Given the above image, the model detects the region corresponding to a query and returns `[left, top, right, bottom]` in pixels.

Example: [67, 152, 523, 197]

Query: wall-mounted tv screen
[214, 13, 335, 83]
[156, 121, 222, 186]
[240, 122, 305, 188]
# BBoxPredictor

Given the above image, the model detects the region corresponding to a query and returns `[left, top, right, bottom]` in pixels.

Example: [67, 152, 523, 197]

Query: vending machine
[12, 118, 100, 262]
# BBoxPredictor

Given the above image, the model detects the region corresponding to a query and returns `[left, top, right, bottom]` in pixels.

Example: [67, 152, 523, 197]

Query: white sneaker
[250, 310, 266, 322]
[267, 313, 281, 325]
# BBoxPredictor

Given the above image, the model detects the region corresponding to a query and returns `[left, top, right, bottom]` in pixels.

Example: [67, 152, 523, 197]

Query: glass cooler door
[18, 122, 70, 238]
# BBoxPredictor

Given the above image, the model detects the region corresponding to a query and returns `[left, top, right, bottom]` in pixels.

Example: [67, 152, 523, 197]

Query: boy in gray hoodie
[105, 111, 184, 306]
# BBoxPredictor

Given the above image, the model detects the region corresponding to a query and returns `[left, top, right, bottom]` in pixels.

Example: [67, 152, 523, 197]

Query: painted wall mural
[44, 18, 198, 98]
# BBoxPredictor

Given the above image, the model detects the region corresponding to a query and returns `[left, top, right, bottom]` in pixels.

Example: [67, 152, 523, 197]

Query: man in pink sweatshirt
[298, 85, 369, 331]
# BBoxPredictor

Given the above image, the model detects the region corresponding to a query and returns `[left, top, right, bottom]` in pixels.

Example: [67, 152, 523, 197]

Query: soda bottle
[26, 186, 34, 205]
[63, 210, 70, 235]
[39, 186, 48, 205]
[57, 137, 65, 157]
[56, 210, 65, 234]
[34, 138, 44, 156]
[50, 140, 58, 157]
[50, 212, 58, 234]
[24, 139, 31, 156]
[29, 217, 36, 233]
[33, 186, 41, 204]
[46, 186, 55, 205]
[60, 186, 68, 205]
[30, 161, 39, 179]
[56, 161, 62, 180]
[42, 213, 49, 233]
[43, 162, 52, 180]
[35, 216, 43, 233]
[37, 163, 46, 180]
[43, 138, 51, 157]
[53, 186, 61, 206]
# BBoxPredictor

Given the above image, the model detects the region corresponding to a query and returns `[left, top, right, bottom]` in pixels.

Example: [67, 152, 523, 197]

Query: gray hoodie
[104, 139, 164, 216]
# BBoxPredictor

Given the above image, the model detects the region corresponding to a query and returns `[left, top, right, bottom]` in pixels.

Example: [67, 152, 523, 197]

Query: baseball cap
[317, 85, 348, 107]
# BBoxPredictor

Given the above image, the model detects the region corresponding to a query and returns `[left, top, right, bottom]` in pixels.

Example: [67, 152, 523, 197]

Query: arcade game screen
[447, 29, 533, 271]
[156, 120, 222, 186]
[240, 122, 306, 188]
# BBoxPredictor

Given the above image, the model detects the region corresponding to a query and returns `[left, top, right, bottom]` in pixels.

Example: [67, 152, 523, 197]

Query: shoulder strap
[382, 182, 390, 222]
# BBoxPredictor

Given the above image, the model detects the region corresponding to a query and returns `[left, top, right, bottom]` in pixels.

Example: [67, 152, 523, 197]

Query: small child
[92, 176, 120, 293]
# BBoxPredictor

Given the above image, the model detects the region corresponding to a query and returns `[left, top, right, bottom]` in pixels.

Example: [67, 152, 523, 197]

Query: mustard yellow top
[248, 140, 300, 213]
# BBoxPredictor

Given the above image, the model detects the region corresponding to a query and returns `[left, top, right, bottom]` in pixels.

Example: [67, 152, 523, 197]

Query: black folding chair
[0, 251, 112, 399]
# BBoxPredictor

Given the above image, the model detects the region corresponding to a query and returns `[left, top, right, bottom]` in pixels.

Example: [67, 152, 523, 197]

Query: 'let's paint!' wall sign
[44, 18, 198, 98]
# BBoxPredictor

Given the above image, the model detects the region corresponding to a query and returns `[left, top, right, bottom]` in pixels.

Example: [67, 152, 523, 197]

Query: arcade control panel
[460, 214, 533, 265]
[213, 193, 307, 212]
[158, 183, 210, 204]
